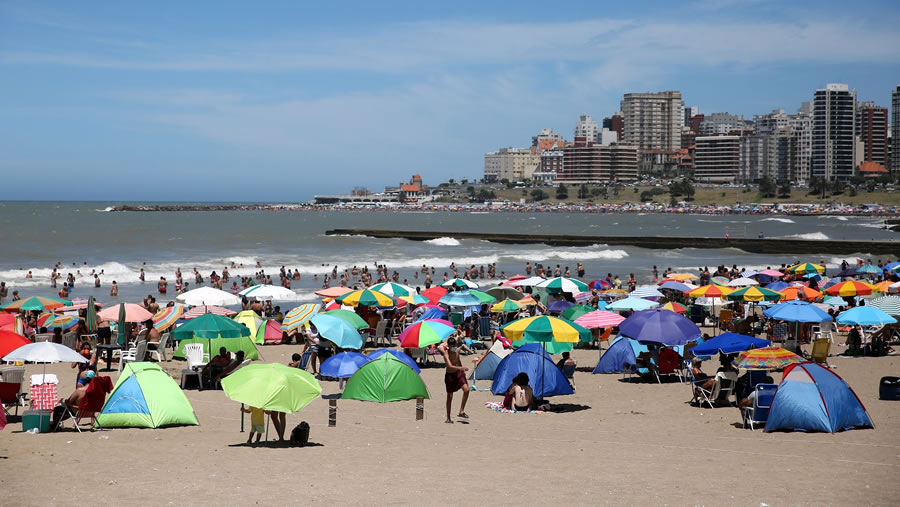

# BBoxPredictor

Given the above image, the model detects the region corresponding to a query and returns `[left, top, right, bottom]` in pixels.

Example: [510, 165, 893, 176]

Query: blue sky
[2, 0, 899, 201]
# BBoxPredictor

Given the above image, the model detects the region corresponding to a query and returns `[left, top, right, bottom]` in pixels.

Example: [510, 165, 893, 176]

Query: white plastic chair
[180, 343, 209, 390]
[118, 341, 147, 373]
[148, 333, 170, 362]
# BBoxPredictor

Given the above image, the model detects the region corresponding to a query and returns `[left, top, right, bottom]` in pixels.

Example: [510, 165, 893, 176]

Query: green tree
[556, 183, 568, 200]
[578, 183, 589, 199]
[530, 189, 547, 201]
[831, 179, 845, 195]
[500, 178, 509, 186]
[758, 176, 777, 198]
[778, 181, 791, 198]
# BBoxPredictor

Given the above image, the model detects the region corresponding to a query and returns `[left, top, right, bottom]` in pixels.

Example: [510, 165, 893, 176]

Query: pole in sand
[328, 399, 337, 427]
[415, 396, 424, 420]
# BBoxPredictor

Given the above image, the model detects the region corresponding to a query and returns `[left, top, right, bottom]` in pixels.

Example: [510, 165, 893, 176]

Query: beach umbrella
[727, 277, 759, 287]
[512, 340, 573, 354]
[666, 273, 698, 281]
[369, 282, 417, 298]
[733, 347, 804, 370]
[320, 352, 371, 379]
[182, 305, 237, 319]
[509, 276, 546, 287]
[98, 303, 153, 323]
[238, 284, 301, 301]
[63, 297, 103, 312]
[85, 296, 98, 332]
[660, 302, 688, 314]
[873, 281, 895, 294]
[367, 349, 421, 374]
[222, 363, 322, 413]
[573, 310, 625, 329]
[397, 294, 430, 305]
[152, 304, 184, 331]
[561, 304, 595, 321]
[281, 304, 319, 332]
[786, 263, 825, 275]
[821, 296, 845, 307]
[598, 288, 628, 298]
[342, 355, 429, 403]
[36, 313, 79, 330]
[725, 286, 782, 302]
[176, 286, 242, 306]
[0, 296, 71, 313]
[765, 281, 790, 291]
[618, 309, 701, 346]
[869, 296, 900, 317]
[416, 307, 447, 322]
[421, 286, 448, 304]
[710, 276, 730, 286]
[546, 300, 574, 314]
[500, 316, 592, 344]
[759, 269, 784, 278]
[309, 314, 363, 349]
[687, 285, 733, 299]
[117, 301, 128, 346]
[314, 286, 353, 298]
[835, 267, 858, 277]
[491, 299, 523, 313]
[856, 264, 880, 276]
[690, 332, 771, 356]
[467, 290, 497, 305]
[573, 291, 593, 303]
[535, 277, 589, 294]
[630, 286, 665, 299]
[590, 279, 612, 290]
[659, 280, 691, 292]
[883, 261, 900, 272]
[836, 306, 897, 326]
[780, 286, 823, 301]
[441, 278, 479, 290]
[398, 319, 455, 348]
[824, 280, 876, 297]
[324, 309, 368, 329]
[518, 295, 537, 305]
[741, 270, 761, 278]
[607, 297, 660, 312]
[4, 341, 88, 378]
[485, 286, 525, 301]
[763, 300, 832, 323]
[337, 289, 396, 308]
[438, 291, 483, 307]
[0, 330, 31, 359]
[173, 313, 251, 339]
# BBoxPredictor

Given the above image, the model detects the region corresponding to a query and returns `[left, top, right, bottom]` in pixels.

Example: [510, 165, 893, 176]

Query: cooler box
[22, 410, 51, 433]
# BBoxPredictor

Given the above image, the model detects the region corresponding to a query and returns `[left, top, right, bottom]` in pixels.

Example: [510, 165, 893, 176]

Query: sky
[2, 0, 899, 201]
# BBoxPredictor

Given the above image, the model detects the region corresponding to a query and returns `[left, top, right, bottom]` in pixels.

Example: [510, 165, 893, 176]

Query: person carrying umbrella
[442, 336, 470, 424]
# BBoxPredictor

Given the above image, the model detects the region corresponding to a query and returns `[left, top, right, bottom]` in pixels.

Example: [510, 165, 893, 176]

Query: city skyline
[2, 1, 900, 201]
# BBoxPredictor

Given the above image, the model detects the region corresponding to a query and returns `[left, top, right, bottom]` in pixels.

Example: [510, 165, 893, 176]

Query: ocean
[0, 201, 895, 305]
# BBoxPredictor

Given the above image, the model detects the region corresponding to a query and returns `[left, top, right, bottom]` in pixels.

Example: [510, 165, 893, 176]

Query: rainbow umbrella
[37, 313, 79, 330]
[725, 286, 782, 302]
[779, 286, 823, 301]
[369, 282, 417, 298]
[786, 263, 825, 274]
[824, 280, 876, 297]
[573, 310, 625, 329]
[687, 285, 733, 298]
[501, 315, 592, 344]
[732, 347, 804, 370]
[491, 299, 523, 313]
[324, 309, 368, 330]
[398, 319, 455, 348]
[397, 294, 430, 305]
[152, 303, 184, 331]
[281, 303, 320, 332]
[710, 276, 730, 286]
[660, 302, 688, 314]
[0, 296, 71, 313]
[336, 289, 396, 308]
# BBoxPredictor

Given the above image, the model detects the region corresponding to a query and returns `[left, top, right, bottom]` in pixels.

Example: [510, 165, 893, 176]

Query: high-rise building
[811, 83, 856, 181]
[891, 85, 900, 175]
[856, 102, 888, 168]
[483, 147, 541, 183]
[755, 109, 791, 134]
[790, 110, 813, 183]
[574, 115, 599, 143]
[602, 113, 624, 142]
[694, 136, 740, 183]
[684, 106, 699, 127]
[559, 137, 638, 182]
[532, 128, 564, 148]
[700, 112, 750, 136]
[620, 91, 684, 152]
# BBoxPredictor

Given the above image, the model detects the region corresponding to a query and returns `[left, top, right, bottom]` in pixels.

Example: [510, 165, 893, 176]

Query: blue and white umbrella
[438, 291, 483, 307]
[630, 286, 665, 299]
[607, 297, 660, 312]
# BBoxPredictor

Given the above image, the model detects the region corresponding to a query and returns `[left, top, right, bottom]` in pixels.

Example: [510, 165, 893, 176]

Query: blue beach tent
[765, 362, 874, 433]
[471, 340, 511, 381]
[593, 336, 639, 374]
[491, 343, 573, 398]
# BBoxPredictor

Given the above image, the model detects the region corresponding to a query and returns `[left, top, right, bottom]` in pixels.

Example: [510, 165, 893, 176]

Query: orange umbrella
[314, 286, 353, 298]
[660, 302, 688, 314]
[780, 286, 823, 301]
[824, 280, 876, 297]
[873, 281, 894, 293]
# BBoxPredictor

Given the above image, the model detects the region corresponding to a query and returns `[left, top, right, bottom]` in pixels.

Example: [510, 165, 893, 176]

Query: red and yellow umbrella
[824, 280, 876, 297]
[660, 302, 688, 314]
[666, 273, 699, 281]
[733, 347, 804, 370]
[780, 286, 823, 301]
[686, 284, 733, 299]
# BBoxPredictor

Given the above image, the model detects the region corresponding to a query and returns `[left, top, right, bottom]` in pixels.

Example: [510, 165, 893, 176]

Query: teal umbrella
[310, 314, 363, 350]
[172, 313, 250, 340]
[117, 302, 127, 346]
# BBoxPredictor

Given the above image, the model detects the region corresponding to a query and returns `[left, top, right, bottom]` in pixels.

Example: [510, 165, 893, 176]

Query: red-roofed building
[858, 161, 889, 178]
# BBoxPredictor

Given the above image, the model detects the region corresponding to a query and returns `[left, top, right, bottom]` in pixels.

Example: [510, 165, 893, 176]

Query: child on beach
[242, 405, 265, 444]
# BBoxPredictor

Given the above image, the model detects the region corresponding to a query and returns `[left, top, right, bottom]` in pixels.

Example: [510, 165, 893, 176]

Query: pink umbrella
[98, 303, 153, 322]
[759, 269, 784, 278]
[182, 305, 237, 320]
[574, 310, 625, 329]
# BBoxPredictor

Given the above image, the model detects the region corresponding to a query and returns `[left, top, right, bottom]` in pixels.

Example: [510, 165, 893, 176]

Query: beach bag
[290, 421, 310, 446]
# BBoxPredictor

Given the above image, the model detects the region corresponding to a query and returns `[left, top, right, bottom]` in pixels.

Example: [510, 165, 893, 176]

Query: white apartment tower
[620, 91, 684, 152]
[574, 115, 599, 143]
[811, 83, 856, 181]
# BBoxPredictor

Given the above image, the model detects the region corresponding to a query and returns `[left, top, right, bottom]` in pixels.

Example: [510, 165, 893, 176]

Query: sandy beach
[3, 331, 898, 506]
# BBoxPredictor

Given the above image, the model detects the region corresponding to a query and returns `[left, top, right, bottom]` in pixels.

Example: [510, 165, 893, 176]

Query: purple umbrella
[618, 308, 701, 346]
[546, 300, 574, 314]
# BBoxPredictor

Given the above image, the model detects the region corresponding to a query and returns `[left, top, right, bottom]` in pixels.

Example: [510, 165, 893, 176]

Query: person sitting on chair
[288, 352, 303, 368]
[202, 347, 231, 385]
[50, 373, 92, 430]
[556, 351, 576, 370]
[737, 375, 774, 417]
[214, 350, 246, 384]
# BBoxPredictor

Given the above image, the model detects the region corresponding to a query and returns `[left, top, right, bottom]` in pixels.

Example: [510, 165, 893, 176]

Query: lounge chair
[373, 320, 389, 347]
[478, 316, 492, 340]
[54, 375, 112, 432]
[653, 348, 683, 383]
[695, 371, 738, 408]
[811, 338, 830, 366]
[742, 383, 777, 430]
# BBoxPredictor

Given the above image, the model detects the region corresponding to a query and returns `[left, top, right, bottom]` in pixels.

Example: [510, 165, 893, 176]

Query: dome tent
[96, 362, 199, 429]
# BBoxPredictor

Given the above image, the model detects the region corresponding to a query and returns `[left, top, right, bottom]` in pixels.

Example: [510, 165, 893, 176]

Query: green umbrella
[491, 299, 523, 313]
[561, 304, 595, 321]
[512, 340, 573, 354]
[468, 290, 498, 304]
[117, 302, 127, 346]
[342, 355, 429, 403]
[222, 363, 322, 413]
[324, 309, 369, 330]
[172, 313, 250, 339]
[85, 295, 98, 332]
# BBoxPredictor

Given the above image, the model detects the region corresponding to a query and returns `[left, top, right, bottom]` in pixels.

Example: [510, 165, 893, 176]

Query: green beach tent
[234, 310, 265, 344]
[172, 313, 260, 360]
[342, 355, 429, 403]
[95, 362, 199, 428]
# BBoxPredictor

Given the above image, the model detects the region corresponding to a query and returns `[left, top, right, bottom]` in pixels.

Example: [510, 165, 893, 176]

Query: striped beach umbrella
[535, 277, 589, 294]
[281, 304, 320, 331]
[660, 302, 688, 314]
[468, 290, 498, 304]
[238, 284, 300, 301]
[786, 262, 825, 274]
[824, 280, 876, 297]
[183, 305, 237, 320]
[152, 304, 184, 331]
[573, 310, 625, 329]
[397, 294, 430, 305]
[590, 279, 612, 290]
[733, 347, 804, 370]
[37, 313, 79, 330]
[561, 304, 595, 321]
[779, 286, 823, 301]
[869, 296, 900, 317]
[687, 284, 733, 299]
[710, 276, 730, 286]
[491, 299, 523, 313]
[369, 282, 417, 298]
[1, 296, 71, 313]
[337, 289, 396, 308]
[725, 286, 782, 302]
[501, 315, 592, 344]
[398, 319, 455, 348]
[441, 278, 479, 290]
[630, 286, 665, 299]
[67, 297, 103, 312]
[727, 277, 759, 287]
[821, 296, 845, 306]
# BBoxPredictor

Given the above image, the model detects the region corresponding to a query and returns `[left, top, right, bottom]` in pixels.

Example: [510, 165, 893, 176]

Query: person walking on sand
[442, 337, 469, 423]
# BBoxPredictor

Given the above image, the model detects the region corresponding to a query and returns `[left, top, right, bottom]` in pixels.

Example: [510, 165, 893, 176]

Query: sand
[2, 335, 899, 506]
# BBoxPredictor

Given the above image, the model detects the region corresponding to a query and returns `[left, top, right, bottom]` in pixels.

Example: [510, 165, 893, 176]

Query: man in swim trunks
[442, 337, 469, 423]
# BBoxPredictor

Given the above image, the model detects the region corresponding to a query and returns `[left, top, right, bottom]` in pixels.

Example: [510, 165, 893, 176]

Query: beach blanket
[484, 401, 542, 415]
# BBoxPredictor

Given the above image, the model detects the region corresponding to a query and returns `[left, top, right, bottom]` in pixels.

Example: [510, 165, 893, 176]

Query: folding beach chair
[742, 383, 777, 430]
[811, 338, 830, 366]
[0, 381, 25, 417]
[54, 376, 112, 432]
[478, 316, 492, 340]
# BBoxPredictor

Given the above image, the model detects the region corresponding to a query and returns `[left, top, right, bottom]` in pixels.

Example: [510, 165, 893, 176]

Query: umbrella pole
[240, 403, 245, 433]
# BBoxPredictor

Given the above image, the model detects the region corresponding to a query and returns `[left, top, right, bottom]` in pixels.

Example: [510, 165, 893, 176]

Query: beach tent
[367, 349, 421, 374]
[491, 343, 573, 398]
[592, 336, 638, 374]
[234, 310, 265, 343]
[259, 319, 284, 344]
[96, 362, 198, 429]
[471, 340, 512, 381]
[765, 362, 873, 433]
[342, 355, 429, 403]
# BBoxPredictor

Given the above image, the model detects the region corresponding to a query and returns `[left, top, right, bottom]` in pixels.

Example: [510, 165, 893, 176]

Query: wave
[758, 218, 795, 224]
[424, 237, 461, 246]
[817, 216, 848, 221]
[783, 232, 829, 240]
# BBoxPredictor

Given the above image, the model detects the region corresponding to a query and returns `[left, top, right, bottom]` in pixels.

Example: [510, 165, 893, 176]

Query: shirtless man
[441, 337, 469, 423]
